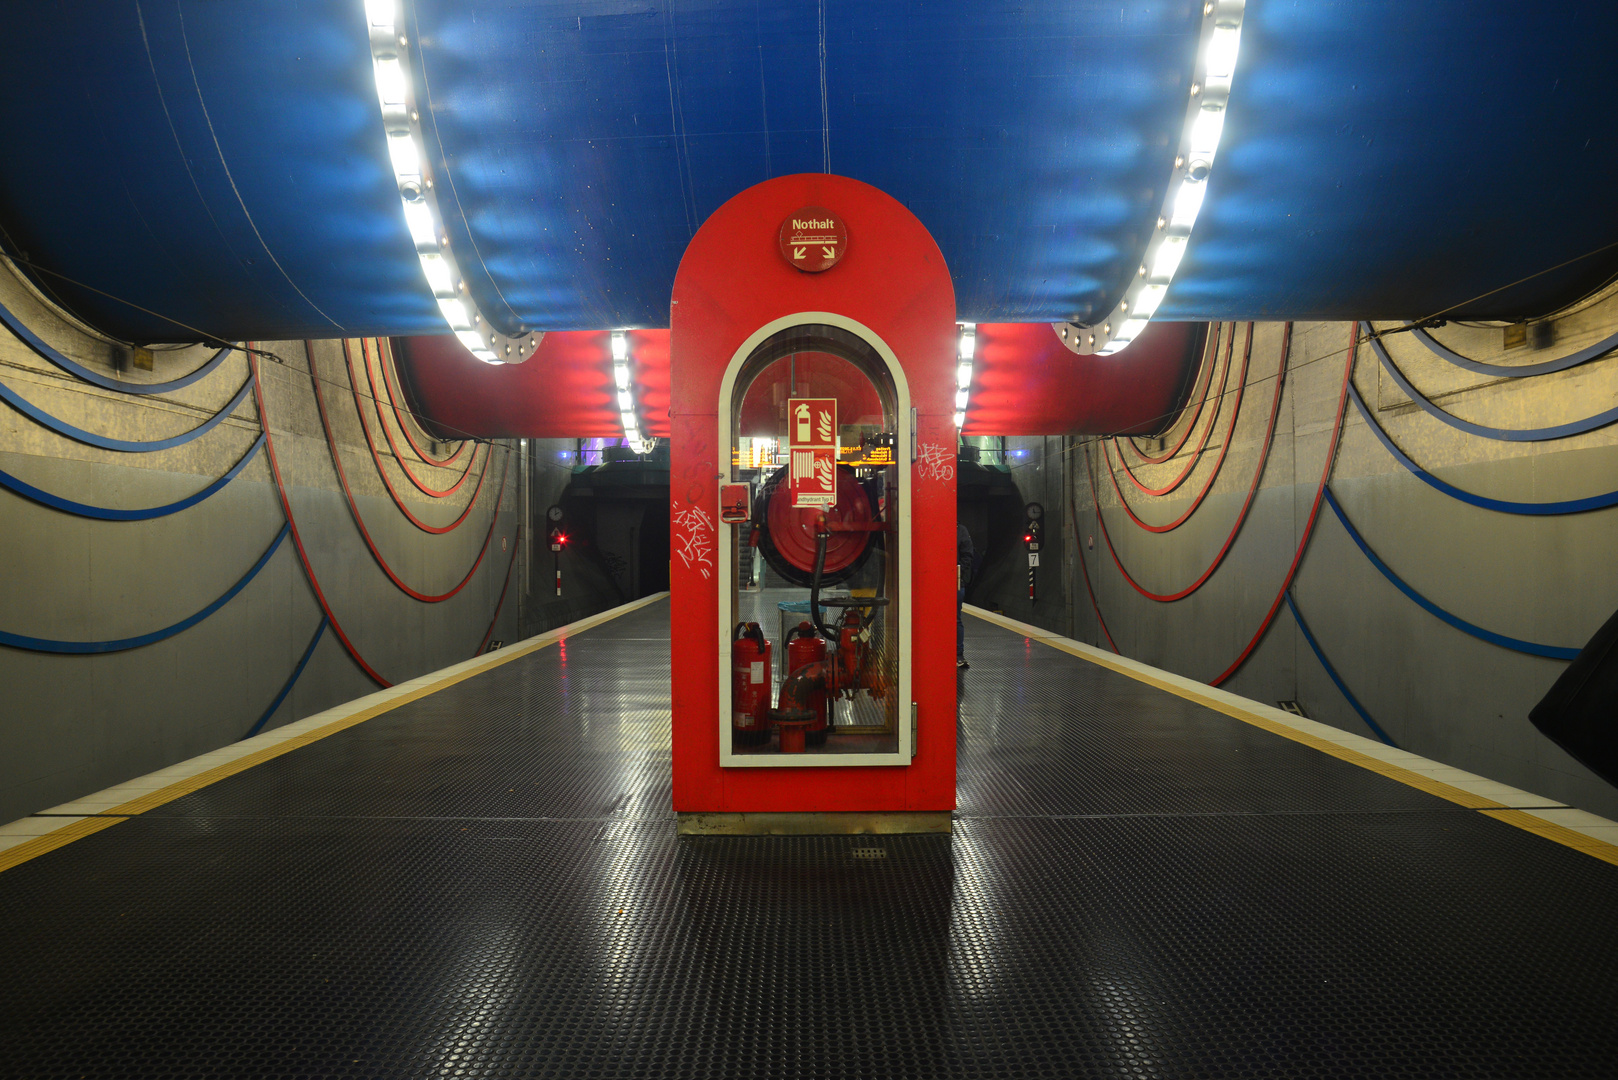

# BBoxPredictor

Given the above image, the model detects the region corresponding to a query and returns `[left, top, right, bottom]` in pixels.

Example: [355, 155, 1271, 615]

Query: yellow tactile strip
[966, 605, 1618, 867]
[101, 691, 450, 817]
[0, 593, 668, 874]
[1480, 809, 1618, 868]
[0, 816, 128, 874]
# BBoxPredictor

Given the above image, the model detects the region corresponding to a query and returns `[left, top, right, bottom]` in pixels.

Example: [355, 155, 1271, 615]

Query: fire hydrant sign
[788, 398, 837, 508]
[778, 207, 847, 272]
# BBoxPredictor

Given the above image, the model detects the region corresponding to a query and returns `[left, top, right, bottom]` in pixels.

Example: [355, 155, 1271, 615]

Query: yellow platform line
[966, 606, 1618, 866]
[1, 593, 668, 873]
[1480, 809, 1618, 868]
[0, 816, 128, 874]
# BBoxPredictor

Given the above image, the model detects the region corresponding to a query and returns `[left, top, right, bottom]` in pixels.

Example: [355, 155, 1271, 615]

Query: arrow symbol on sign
[793, 246, 806, 260]
[823, 245, 836, 259]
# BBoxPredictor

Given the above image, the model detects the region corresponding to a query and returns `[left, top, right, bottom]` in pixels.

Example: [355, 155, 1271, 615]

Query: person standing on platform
[957, 522, 974, 670]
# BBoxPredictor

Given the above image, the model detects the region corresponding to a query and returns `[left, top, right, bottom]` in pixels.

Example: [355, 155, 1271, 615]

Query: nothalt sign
[788, 397, 837, 508]
[778, 207, 847, 272]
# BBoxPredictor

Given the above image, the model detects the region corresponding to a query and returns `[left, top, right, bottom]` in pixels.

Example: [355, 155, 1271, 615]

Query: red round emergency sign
[778, 207, 848, 272]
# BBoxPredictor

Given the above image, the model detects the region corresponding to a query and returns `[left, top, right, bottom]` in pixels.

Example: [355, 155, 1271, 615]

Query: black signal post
[1024, 502, 1044, 602]
[547, 505, 566, 596]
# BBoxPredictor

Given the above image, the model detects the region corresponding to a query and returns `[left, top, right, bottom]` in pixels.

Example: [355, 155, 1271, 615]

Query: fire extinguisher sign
[787, 398, 837, 508]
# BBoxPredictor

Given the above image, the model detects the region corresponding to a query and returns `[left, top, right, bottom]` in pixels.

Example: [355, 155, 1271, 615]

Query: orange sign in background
[788, 397, 837, 508]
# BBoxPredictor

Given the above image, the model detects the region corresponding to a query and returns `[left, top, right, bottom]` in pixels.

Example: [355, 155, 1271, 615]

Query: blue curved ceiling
[0, 2, 1613, 341]
[1184, 1, 1618, 322]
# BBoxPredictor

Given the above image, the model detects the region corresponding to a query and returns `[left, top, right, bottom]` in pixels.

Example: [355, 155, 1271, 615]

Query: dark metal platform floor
[3, 598, 1617, 1078]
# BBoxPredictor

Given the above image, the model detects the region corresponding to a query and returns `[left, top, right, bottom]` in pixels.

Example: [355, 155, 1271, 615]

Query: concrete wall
[0, 261, 616, 824]
[1049, 303, 1618, 819]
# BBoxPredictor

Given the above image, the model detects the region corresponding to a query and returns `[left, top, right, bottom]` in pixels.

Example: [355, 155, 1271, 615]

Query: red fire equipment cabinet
[669, 174, 958, 831]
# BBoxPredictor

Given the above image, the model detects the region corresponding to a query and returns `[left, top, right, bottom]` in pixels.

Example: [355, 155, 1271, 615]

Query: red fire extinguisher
[835, 611, 864, 689]
[732, 622, 772, 746]
[783, 621, 829, 744]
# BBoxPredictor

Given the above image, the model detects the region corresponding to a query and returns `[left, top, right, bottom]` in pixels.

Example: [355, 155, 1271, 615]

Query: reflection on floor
[1, 597, 1616, 1077]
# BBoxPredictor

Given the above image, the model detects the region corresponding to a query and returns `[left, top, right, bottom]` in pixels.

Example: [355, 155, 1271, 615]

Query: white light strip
[1057, 0, 1245, 356]
[954, 322, 975, 429]
[363, 2, 540, 364]
[364, 0, 397, 30]
[612, 331, 650, 454]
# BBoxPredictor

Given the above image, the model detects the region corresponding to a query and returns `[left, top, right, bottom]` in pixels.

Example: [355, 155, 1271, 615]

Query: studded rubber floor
[3, 598, 1617, 1078]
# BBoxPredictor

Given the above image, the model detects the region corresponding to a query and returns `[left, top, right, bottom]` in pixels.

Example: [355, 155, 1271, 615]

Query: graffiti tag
[672, 504, 716, 580]
[916, 442, 955, 483]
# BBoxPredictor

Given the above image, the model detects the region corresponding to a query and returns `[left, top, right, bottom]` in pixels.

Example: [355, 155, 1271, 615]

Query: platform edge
[1, 593, 670, 873]
[964, 605, 1618, 865]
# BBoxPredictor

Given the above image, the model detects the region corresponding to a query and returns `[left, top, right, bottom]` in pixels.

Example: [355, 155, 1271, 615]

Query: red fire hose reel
[754, 463, 877, 586]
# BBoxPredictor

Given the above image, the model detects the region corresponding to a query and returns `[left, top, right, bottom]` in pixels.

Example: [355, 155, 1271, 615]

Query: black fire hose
[808, 530, 836, 640]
